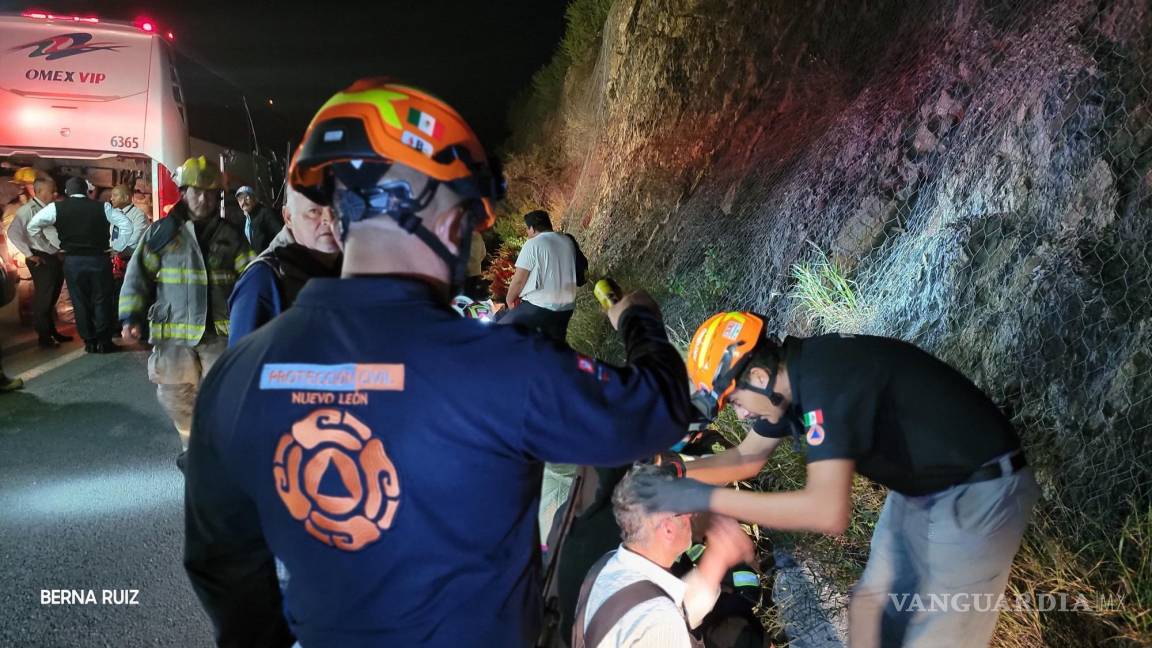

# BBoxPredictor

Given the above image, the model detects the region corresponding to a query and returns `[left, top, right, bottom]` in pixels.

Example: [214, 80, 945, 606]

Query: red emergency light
[137, 19, 155, 32]
[21, 10, 100, 23]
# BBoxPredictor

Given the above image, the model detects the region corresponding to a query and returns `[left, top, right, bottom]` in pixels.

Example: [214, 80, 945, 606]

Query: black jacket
[229, 204, 281, 253]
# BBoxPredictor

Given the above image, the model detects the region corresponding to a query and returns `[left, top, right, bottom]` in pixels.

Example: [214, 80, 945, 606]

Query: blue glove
[630, 473, 716, 514]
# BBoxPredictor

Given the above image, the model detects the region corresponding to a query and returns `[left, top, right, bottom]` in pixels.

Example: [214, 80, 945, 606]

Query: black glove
[652, 451, 687, 479]
[631, 474, 716, 514]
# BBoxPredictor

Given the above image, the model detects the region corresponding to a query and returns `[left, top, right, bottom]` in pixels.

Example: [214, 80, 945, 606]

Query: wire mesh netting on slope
[530, 0, 1151, 643]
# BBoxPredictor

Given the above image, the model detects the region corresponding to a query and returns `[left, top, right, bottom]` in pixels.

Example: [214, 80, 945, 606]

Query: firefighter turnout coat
[119, 203, 254, 346]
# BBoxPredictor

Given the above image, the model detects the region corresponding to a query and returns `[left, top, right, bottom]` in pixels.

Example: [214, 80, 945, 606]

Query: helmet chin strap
[733, 352, 786, 408]
[334, 164, 479, 294]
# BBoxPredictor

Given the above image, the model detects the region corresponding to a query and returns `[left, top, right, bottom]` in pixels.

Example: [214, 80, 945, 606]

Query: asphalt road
[0, 341, 215, 647]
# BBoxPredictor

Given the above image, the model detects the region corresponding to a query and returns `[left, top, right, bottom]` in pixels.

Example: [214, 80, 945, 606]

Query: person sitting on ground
[228, 185, 343, 345]
[500, 210, 579, 342]
[572, 464, 754, 648]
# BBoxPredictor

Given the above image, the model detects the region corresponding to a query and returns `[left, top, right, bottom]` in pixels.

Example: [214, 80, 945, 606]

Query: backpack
[563, 232, 589, 287]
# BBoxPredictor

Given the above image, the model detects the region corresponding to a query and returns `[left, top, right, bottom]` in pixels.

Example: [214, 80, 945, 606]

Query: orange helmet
[687, 312, 780, 420]
[289, 78, 503, 231]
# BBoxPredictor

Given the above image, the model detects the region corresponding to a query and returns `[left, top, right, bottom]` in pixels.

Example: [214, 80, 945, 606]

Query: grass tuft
[788, 243, 875, 334]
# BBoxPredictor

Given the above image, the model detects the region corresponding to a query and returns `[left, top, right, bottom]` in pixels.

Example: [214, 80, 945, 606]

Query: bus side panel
[145, 39, 189, 173]
[0, 19, 153, 155]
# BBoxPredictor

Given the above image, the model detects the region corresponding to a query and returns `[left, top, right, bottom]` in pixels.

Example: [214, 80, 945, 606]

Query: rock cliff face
[508, 0, 1151, 643]
[549, 0, 1151, 508]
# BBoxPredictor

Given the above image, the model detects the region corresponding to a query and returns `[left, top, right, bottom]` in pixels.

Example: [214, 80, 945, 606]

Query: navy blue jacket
[184, 277, 692, 647]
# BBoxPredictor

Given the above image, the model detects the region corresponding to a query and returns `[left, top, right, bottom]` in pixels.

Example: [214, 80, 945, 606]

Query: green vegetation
[788, 243, 874, 334]
[505, 0, 614, 153]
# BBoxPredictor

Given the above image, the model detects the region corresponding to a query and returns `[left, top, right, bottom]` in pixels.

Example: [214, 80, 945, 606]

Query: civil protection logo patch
[274, 409, 401, 551]
[803, 409, 825, 446]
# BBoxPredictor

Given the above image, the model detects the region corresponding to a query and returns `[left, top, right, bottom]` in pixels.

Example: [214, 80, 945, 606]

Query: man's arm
[104, 204, 135, 251]
[682, 432, 783, 485]
[118, 230, 159, 339]
[708, 459, 855, 535]
[6, 208, 35, 259]
[184, 369, 294, 647]
[25, 203, 56, 238]
[680, 514, 755, 627]
[521, 294, 695, 466]
[227, 263, 282, 347]
[504, 267, 529, 308]
[632, 459, 855, 535]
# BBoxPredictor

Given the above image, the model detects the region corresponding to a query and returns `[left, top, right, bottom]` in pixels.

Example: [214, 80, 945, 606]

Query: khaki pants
[847, 457, 1039, 648]
[149, 337, 227, 449]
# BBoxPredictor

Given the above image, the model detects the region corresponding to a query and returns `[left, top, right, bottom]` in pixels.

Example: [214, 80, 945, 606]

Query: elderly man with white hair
[572, 464, 755, 648]
[227, 185, 343, 345]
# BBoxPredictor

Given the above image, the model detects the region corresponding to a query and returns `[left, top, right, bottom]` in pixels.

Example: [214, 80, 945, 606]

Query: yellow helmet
[11, 167, 37, 185]
[173, 156, 223, 190]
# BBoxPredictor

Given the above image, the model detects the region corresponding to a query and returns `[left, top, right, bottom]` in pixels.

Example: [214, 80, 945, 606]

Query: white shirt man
[105, 184, 148, 254]
[573, 465, 754, 648]
[29, 192, 135, 247]
[500, 210, 578, 341]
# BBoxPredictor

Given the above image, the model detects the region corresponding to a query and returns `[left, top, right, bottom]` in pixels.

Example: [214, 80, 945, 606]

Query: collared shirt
[28, 194, 134, 247]
[582, 545, 719, 647]
[107, 202, 148, 252]
[6, 197, 58, 257]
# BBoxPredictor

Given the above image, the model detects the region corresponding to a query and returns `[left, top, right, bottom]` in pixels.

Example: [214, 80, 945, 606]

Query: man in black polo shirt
[27, 177, 135, 353]
[635, 312, 1039, 648]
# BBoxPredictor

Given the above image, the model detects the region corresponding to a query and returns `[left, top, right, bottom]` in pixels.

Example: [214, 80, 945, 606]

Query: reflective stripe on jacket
[119, 203, 253, 345]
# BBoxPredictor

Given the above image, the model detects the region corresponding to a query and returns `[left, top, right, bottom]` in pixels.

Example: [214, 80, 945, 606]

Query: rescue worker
[227, 185, 343, 345]
[183, 79, 693, 648]
[119, 157, 254, 450]
[637, 314, 1040, 648]
[6, 175, 70, 348]
[27, 177, 134, 353]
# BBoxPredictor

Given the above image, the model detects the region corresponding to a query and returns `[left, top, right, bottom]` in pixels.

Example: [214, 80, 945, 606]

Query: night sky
[36, 0, 569, 153]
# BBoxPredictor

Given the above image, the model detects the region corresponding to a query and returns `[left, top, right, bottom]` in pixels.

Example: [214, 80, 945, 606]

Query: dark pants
[27, 251, 65, 339]
[499, 302, 573, 342]
[63, 255, 114, 343]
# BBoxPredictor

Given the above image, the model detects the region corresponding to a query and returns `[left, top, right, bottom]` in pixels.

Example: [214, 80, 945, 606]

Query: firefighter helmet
[11, 167, 37, 185]
[173, 156, 223, 190]
[687, 312, 779, 420]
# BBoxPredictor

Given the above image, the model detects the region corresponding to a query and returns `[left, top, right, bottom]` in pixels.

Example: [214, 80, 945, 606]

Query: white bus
[0, 10, 189, 219]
